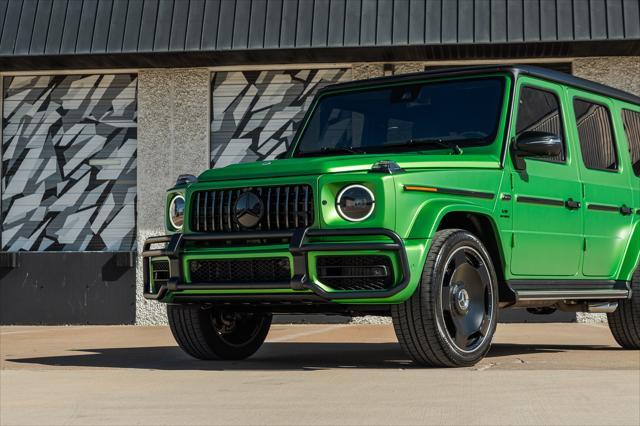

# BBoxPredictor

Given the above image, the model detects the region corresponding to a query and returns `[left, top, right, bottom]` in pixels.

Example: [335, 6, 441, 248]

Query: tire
[392, 229, 499, 367]
[607, 269, 640, 349]
[167, 304, 272, 360]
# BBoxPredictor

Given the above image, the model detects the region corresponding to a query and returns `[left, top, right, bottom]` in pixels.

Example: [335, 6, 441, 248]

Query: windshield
[292, 77, 505, 157]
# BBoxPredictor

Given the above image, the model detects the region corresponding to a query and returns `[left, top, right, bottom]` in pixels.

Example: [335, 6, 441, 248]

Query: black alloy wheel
[438, 245, 494, 353]
[168, 304, 272, 360]
[392, 229, 498, 367]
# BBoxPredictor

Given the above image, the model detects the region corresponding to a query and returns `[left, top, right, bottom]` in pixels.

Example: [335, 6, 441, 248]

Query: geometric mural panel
[211, 68, 351, 168]
[1, 74, 137, 252]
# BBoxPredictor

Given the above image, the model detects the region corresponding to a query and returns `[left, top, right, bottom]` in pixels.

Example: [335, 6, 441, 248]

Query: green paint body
[152, 72, 640, 304]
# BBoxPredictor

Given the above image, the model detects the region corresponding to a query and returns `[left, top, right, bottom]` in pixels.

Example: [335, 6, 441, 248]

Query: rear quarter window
[573, 99, 618, 171]
[622, 109, 640, 176]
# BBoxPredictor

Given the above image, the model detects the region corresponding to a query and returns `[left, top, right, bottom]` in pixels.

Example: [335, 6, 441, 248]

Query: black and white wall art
[1, 74, 138, 252]
[210, 68, 352, 168]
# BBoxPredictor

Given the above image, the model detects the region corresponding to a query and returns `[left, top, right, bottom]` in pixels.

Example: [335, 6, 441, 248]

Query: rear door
[567, 90, 634, 277]
[620, 107, 640, 275]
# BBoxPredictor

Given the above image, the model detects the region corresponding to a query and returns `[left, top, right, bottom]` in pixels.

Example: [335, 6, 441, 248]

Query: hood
[197, 153, 500, 182]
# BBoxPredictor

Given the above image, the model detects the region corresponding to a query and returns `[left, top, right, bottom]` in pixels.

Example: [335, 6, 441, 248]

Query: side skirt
[507, 280, 631, 304]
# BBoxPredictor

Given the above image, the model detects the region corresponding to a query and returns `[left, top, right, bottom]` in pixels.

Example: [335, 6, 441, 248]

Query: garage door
[210, 68, 352, 167]
[1, 74, 137, 252]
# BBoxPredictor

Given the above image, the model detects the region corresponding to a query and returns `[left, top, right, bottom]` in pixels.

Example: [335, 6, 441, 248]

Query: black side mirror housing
[513, 131, 563, 170]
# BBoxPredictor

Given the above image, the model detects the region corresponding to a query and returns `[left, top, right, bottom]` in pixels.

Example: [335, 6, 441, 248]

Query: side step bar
[508, 280, 632, 302]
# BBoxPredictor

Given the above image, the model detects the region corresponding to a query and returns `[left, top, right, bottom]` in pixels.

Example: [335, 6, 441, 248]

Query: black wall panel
[0, 252, 135, 325]
[1, 0, 638, 58]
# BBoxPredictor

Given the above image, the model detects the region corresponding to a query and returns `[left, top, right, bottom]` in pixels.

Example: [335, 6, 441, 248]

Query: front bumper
[142, 228, 411, 302]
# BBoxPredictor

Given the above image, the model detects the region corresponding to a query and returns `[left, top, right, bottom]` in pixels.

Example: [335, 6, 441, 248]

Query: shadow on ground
[6, 342, 620, 371]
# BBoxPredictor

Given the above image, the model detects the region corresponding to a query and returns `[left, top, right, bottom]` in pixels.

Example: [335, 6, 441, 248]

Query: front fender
[406, 198, 498, 240]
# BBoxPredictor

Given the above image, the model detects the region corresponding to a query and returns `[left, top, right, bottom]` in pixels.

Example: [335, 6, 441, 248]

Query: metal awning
[1, 0, 639, 71]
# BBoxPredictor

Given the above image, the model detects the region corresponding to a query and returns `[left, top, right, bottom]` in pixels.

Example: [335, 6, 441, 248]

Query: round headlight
[336, 185, 375, 222]
[168, 195, 185, 229]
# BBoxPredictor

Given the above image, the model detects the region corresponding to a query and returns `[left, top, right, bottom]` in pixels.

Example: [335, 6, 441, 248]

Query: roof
[318, 65, 640, 106]
[0, 0, 639, 70]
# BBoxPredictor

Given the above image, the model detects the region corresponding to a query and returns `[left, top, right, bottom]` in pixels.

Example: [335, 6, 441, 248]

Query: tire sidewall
[200, 308, 272, 360]
[427, 230, 499, 364]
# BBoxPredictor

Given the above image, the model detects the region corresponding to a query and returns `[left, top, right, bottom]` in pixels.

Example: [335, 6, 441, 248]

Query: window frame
[621, 108, 640, 178]
[514, 84, 568, 165]
[572, 96, 620, 173]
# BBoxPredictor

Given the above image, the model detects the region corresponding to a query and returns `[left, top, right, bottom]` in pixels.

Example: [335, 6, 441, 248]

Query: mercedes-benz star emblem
[234, 191, 263, 228]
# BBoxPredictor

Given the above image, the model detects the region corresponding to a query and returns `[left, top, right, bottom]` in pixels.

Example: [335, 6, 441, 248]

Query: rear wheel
[392, 229, 498, 367]
[167, 304, 272, 360]
[607, 269, 640, 349]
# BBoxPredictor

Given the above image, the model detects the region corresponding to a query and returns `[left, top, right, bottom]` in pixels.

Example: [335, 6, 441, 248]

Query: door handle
[565, 199, 581, 210]
[620, 206, 633, 216]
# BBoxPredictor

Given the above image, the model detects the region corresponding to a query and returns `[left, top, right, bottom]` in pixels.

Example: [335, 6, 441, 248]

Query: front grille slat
[195, 192, 201, 231]
[203, 192, 208, 232]
[218, 189, 224, 231]
[210, 190, 216, 231]
[266, 187, 272, 229]
[304, 186, 309, 227]
[191, 185, 314, 232]
[284, 186, 290, 229]
[275, 187, 281, 229]
[294, 186, 299, 228]
[234, 189, 241, 231]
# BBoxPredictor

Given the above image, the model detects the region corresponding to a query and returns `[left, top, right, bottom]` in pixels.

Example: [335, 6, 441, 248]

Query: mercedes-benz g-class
[143, 65, 640, 367]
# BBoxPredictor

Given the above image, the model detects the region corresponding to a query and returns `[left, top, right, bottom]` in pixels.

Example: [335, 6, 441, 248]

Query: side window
[573, 99, 618, 171]
[622, 109, 640, 176]
[516, 86, 565, 162]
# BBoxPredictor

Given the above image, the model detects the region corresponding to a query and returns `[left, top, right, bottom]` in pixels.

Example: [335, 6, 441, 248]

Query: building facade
[1, 0, 639, 324]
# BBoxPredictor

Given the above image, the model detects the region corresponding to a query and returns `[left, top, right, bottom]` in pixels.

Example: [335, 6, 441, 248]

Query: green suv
[143, 65, 640, 367]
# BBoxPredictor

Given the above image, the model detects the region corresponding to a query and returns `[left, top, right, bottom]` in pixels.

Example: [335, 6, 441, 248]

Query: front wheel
[392, 229, 498, 367]
[168, 304, 272, 360]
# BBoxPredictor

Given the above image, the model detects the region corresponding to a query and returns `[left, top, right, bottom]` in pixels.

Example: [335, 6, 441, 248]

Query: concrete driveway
[1, 323, 639, 425]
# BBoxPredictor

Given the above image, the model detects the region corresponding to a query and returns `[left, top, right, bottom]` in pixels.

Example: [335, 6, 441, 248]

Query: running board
[508, 280, 632, 302]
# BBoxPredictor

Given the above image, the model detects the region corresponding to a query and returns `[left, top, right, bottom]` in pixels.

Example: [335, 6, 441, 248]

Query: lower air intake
[151, 260, 170, 292]
[189, 258, 291, 283]
[316, 256, 394, 291]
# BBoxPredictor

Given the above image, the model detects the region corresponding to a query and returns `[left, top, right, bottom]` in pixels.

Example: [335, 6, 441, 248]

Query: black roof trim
[319, 65, 640, 106]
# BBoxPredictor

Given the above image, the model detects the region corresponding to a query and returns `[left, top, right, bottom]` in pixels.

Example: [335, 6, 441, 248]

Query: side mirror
[513, 131, 563, 170]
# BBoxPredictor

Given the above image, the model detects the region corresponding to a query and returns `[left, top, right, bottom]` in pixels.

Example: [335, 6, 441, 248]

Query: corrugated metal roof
[1, 0, 639, 57]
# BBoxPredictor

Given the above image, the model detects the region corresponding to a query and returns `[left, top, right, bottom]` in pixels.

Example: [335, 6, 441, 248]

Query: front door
[568, 91, 634, 277]
[509, 79, 583, 277]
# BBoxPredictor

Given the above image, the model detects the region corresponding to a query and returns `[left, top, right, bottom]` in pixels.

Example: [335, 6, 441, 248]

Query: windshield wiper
[296, 146, 364, 157]
[405, 138, 464, 155]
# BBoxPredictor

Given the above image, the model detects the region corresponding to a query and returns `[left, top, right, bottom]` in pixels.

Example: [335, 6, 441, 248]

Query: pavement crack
[473, 362, 496, 371]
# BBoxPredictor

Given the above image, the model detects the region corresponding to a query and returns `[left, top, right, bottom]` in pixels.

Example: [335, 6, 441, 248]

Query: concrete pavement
[1, 323, 639, 425]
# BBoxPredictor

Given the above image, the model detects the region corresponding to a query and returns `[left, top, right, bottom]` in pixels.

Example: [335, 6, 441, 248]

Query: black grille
[190, 185, 314, 232]
[189, 258, 291, 283]
[316, 256, 394, 291]
[151, 260, 170, 292]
